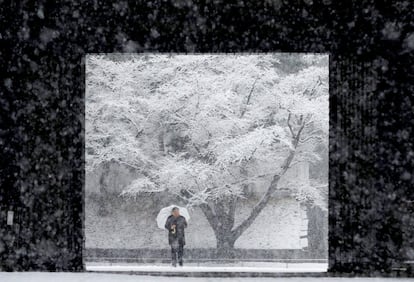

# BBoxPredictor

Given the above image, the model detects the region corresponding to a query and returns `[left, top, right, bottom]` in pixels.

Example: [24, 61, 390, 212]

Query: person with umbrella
[164, 207, 187, 267]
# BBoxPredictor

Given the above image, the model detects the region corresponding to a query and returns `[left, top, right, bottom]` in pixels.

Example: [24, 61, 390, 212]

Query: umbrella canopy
[156, 205, 190, 230]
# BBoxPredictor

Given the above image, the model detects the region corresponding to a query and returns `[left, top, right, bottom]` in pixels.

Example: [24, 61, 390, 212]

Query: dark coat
[165, 215, 187, 246]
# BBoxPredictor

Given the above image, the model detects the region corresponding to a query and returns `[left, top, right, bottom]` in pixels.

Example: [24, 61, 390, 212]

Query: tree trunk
[216, 236, 236, 249]
[199, 196, 237, 252]
[216, 233, 236, 258]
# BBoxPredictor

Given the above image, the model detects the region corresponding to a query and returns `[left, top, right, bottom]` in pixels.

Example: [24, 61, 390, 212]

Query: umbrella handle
[171, 225, 176, 234]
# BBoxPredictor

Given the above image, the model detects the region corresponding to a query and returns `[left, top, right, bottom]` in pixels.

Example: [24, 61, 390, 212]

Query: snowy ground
[0, 273, 413, 282]
[85, 262, 328, 273]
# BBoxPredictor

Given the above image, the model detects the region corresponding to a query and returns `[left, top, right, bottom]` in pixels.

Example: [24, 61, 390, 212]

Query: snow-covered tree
[85, 54, 329, 249]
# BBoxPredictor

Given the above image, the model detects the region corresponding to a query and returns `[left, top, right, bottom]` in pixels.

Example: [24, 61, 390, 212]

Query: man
[165, 207, 187, 267]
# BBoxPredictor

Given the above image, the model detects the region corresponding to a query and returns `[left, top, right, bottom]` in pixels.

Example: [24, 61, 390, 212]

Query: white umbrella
[156, 205, 190, 230]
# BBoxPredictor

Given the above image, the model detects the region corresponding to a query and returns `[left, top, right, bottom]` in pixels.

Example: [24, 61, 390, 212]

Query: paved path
[86, 262, 328, 273]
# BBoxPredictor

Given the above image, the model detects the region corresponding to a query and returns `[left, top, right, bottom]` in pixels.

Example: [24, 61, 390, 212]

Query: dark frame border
[1, 0, 413, 276]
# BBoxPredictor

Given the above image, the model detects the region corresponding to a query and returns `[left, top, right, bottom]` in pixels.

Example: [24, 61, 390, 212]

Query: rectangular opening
[84, 53, 329, 273]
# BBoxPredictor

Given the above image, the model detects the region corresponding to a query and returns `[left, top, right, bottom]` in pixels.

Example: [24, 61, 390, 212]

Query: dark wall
[1, 0, 414, 275]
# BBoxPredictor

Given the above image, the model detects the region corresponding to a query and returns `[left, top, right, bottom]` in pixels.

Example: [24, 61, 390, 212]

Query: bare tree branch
[299, 135, 324, 144]
[248, 140, 264, 161]
[199, 201, 221, 235]
[122, 113, 143, 137]
[287, 112, 295, 137]
[294, 120, 306, 146]
[118, 161, 141, 170]
[240, 78, 259, 118]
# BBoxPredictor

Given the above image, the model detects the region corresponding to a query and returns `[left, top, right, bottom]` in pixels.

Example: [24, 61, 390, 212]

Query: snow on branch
[120, 177, 162, 198]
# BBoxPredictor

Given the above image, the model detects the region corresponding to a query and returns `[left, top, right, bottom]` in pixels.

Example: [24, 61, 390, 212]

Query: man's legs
[171, 246, 177, 267]
[177, 244, 184, 266]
